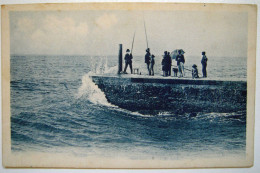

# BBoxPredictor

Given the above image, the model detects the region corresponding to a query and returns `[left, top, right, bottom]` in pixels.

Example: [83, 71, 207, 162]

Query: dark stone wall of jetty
[91, 75, 247, 115]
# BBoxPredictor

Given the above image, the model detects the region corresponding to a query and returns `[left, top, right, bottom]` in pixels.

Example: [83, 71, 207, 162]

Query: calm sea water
[11, 55, 246, 160]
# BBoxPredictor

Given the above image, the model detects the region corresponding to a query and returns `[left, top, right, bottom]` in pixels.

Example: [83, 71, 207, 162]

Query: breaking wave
[76, 72, 114, 107]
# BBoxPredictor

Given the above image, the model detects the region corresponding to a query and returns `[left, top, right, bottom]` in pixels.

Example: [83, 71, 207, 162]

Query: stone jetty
[91, 74, 247, 115]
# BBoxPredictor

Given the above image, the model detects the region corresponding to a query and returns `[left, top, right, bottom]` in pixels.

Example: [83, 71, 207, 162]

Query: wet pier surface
[91, 74, 247, 115]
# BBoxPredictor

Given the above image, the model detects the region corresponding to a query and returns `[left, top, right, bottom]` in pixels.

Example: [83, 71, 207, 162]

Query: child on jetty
[192, 64, 199, 79]
[172, 68, 178, 77]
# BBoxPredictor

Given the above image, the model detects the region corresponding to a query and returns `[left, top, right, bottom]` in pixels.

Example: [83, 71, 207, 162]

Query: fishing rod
[143, 12, 149, 49]
[131, 31, 136, 54]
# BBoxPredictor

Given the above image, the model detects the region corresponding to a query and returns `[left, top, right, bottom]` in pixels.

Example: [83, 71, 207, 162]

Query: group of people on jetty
[123, 48, 208, 78]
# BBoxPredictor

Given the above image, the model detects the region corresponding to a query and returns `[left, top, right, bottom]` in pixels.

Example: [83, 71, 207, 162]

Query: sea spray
[76, 73, 151, 118]
[104, 66, 117, 74]
[90, 56, 96, 73]
[96, 59, 102, 74]
[104, 56, 108, 73]
[90, 56, 109, 74]
[76, 72, 114, 107]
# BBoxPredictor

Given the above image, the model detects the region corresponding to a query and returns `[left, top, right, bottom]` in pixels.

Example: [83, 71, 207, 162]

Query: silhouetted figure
[145, 48, 151, 75]
[192, 64, 199, 79]
[176, 50, 185, 77]
[162, 51, 167, 77]
[173, 68, 178, 77]
[150, 54, 155, 76]
[123, 49, 133, 74]
[201, 51, 208, 78]
[166, 52, 172, 76]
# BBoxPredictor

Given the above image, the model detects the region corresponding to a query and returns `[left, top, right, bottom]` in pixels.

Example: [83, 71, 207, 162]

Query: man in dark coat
[162, 51, 168, 76]
[162, 52, 167, 77]
[166, 52, 172, 76]
[150, 54, 155, 76]
[123, 49, 133, 74]
[145, 48, 151, 75]
[201, 51, 208, 77]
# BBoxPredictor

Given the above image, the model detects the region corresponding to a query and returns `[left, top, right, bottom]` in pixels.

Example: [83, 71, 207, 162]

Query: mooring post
[118, 44, 123, 74]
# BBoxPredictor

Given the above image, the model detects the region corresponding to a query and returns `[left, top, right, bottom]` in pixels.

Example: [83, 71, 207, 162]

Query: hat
[126, 49, 130, 52]
[192, 64, 197, 68]
[146, 48, 150, 52]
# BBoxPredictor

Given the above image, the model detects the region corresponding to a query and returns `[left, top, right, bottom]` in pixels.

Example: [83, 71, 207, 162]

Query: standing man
[150, 54, 155, 76]
[163, 51, 168, 76]
[123, 49, 133, 74]
[167, 52, 172, 76]
[176, 50, 185, 77]
[162, 52, 167, 77]
[145, 48, 151, 75]
[201, 51, 208, 78]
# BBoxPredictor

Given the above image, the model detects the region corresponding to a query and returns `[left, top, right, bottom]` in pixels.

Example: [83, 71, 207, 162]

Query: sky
[10, 10, 248, 57]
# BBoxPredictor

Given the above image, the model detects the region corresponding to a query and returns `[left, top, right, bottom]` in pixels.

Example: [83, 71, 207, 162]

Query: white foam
[76, 73, 115, 107]
[75, 73, 156, 118]
[104, 65, 118, 74]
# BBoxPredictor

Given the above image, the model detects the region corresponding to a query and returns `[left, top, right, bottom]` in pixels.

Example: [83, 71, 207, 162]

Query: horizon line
[10, 53, 247, 59]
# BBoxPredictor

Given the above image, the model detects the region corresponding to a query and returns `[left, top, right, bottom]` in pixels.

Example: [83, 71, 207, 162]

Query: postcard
[1, 2, 257, 168]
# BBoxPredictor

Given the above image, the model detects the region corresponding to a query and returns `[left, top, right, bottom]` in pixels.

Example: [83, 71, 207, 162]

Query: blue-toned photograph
[4, 3, 256, 168]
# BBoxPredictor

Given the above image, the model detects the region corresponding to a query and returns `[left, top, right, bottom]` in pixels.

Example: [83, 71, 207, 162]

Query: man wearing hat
[201, 51, 208, 78]
[162, 51, 168, 76]
[166, 51, 172, 76]
[145, 48, 151, 75]
[123, 49, 133, 74]
[176, 50, 185, 77]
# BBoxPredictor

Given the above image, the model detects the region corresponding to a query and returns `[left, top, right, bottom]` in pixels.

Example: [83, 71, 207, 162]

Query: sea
[10, 55, 247, 160]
